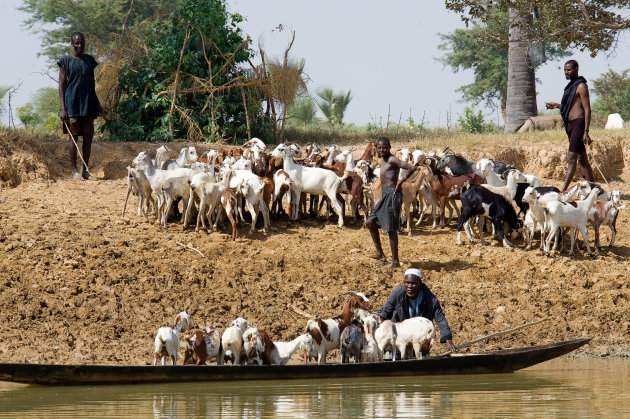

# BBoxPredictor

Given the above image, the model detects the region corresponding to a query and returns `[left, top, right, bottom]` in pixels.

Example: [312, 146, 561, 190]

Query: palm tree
[316, 88, 352, 126]
[287, 96, 316, 127]
[505, 4, 538, 132]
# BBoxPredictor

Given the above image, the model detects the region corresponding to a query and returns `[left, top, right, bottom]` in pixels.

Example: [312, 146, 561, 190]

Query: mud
[0, 131, 629, 365]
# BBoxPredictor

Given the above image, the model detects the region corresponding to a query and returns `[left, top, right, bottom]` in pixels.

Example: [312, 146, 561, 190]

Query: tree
[592, 68, 630, 120]
[17, 103, 41, 127]
[445, 0, 630, 132]
[16, 87, 59, 128]
[287, 96, 317, 127]
[316, 88, 352, 126]
[0, 86, 10, 119]
[439, 10, 568, 122]
[20, 0, 182, 61]
[109, 0, 268, 142]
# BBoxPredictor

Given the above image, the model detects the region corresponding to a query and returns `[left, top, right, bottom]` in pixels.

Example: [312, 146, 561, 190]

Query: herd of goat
[125, 138, 624, 256]
[154, 292, 434, 366]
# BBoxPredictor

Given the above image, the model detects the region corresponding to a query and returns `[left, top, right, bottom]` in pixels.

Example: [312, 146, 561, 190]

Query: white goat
[394, 317, 435, 359]
[361, 316, 380, 363]
[273, 334, 314, 365]
[544, 187, 601, 256]
[153, 311, 191, 366]
[374, 320, 397, 361]
[242, 327, 278, 365]
[271, 144, 349, 229]
[221, 317, 250, 365]
[122, 166, 154, 221]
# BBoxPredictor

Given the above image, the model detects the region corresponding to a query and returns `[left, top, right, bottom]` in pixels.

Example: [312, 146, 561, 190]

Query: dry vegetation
[0, 127, 629, 365]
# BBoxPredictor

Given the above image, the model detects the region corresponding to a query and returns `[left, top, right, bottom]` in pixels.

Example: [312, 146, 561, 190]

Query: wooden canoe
[0, 338, 590, 386]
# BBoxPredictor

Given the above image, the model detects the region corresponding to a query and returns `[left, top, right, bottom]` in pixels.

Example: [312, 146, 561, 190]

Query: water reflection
[0, 358, 628, 418]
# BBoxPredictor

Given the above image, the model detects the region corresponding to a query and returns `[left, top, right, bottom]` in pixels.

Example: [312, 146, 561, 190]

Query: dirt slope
[0, 131, 629, 365]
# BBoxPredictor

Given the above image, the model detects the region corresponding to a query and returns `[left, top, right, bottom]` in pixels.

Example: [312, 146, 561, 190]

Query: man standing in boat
[379, 268, 458, 354]
[366, 137, 418, 270]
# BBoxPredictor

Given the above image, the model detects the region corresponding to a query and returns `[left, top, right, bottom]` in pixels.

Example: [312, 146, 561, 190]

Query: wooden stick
[176, 241, 205, 258]
[63, 120, 90, 173]
[596, 166, 610, 185]
[438, 318, 548, 356]
[289, 304, 315, 319]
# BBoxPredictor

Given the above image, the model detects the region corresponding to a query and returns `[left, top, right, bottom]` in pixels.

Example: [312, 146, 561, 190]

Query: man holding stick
[58, 32, 102, 180]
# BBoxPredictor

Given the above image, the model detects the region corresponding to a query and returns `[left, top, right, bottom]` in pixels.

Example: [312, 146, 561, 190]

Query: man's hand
[545, 102, 560, 110]
[584, 131, 592, 146]
[58, 110, 68, 121]
[394, 179, 403, 194]
[446, 339, 459, 353]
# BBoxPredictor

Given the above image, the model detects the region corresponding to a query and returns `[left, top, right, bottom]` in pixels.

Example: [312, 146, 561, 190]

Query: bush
[457, 107, 495, 134]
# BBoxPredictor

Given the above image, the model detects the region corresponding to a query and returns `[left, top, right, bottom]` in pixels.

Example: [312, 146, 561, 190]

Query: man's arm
[545, 102, 561, 110]
[578, 84, 592, 145]
[391, 156, 417, 193]
[378, 289, 399, 321]
[58, 66, 67, 121]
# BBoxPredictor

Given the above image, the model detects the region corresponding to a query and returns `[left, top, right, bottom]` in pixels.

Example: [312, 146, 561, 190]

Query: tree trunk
[505, 5, 538, 132]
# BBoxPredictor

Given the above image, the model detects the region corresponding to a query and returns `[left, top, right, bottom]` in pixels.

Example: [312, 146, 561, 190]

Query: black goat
[457, 185, 523, 248]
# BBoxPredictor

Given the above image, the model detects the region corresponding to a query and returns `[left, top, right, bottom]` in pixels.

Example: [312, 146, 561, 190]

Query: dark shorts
[63, 116, 95, 137]
[567, 118, 586, 153]
[367, 187, 402, 232]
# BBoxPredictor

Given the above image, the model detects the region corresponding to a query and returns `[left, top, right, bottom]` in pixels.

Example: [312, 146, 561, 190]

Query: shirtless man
[366, 137, 418, 269]
[545, 59, 595, 191]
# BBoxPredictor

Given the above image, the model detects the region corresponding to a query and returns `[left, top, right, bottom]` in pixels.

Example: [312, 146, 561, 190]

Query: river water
[0, 358, 628, 418]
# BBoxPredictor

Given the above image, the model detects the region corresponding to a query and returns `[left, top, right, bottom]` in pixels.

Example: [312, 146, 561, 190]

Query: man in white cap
[379, 268, 458, 353]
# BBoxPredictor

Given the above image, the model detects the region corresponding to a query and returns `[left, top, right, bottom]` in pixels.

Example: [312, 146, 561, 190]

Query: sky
[2, 0, 630, 127]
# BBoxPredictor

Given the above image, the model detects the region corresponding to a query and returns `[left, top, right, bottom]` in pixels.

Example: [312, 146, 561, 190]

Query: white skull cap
[404, 268, 422, 280]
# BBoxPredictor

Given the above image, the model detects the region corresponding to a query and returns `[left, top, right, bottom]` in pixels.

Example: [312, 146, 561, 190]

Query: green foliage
[438, 10, 568, 115]
[592, 68, 630, 120]
[457, 107, 495, 134]
[17, 103, 41, 127]
[106, 0, 270, 143]
[316, 88, 352, 126]
[287, 96, 316, 127]
[444, 1, 630, 55]
[20, 0, 182, 61]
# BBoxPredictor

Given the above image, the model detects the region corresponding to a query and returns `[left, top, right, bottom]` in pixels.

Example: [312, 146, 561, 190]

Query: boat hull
[0, 338, 591, 386]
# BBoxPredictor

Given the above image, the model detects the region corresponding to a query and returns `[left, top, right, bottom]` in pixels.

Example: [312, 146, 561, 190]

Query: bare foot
[386, 262, 401, 270]
[368, 252, 385, 260]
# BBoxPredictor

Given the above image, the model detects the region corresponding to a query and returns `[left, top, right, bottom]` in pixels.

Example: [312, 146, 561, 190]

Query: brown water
[0, 358, 628, 418]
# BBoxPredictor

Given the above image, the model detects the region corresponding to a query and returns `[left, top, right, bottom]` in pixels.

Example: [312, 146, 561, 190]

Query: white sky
[2, 0, 630, 127]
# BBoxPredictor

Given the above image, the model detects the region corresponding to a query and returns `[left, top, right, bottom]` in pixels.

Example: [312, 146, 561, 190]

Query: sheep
[122, 166, 154, 221]
[543, 187, 601, 256]
[153, 311, 191, 366]
[304, 292, 372, 364]
[587, 189, 623, 251]
[394, 316, 435, 359]
[221, 317, 250, 365]
[183, 326, 223, 365]
[360, 316, 380, 363]
[457, 185, 523, 248]
[273, 334, 314, 365]
[374, 319, 397, 361]
[242, 327, 278, 365]
[271, 143, 349, 229]
[339, 320, 364, 364]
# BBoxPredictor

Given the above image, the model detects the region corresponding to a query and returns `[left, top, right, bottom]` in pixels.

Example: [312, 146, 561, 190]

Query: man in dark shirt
[379, 268, 458, 354]
[58, 32, 102, 180]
